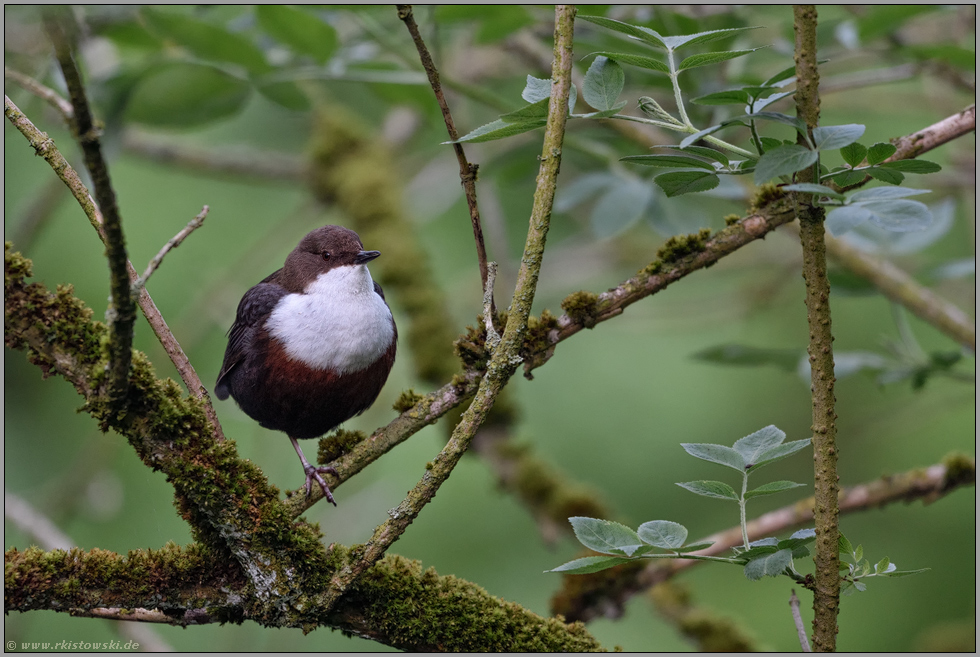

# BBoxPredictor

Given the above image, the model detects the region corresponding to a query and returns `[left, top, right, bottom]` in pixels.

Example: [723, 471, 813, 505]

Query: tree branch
[398, 4, 492, 309]
[552, 454, 975, 622]
[316, 5, 577, 612]
[43, 8, 135, 414]
[823, 231, 975, 351]
[4, 65, 74, 122]
[4, 95, 225, 442]
[793, 5, 840, 651]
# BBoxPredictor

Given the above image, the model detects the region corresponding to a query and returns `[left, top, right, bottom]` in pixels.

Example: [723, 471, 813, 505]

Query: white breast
[265, 265, 394, 374]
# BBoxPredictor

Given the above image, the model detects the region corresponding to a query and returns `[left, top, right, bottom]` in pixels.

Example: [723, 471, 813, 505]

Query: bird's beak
[355, 250, 381, 264]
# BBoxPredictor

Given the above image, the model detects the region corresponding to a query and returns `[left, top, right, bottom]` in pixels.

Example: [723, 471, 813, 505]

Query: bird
[215, 225, 397, 505]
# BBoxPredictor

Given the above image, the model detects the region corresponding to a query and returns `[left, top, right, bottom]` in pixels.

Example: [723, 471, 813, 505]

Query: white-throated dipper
[215, 225, 396, 505]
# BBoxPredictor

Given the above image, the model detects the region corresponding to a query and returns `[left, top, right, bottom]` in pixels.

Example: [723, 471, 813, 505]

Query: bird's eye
[320, 251, 331, 261]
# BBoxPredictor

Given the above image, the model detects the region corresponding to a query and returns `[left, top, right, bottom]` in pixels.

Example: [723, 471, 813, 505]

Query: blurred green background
[4, 5, 974, 652]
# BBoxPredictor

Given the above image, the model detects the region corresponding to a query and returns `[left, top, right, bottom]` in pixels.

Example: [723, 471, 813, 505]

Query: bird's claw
[303, 464, 339, 506]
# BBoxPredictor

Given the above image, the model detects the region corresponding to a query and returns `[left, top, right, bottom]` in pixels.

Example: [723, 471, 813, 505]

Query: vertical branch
[318, 5, 576, 611]
[793, 5, 839, 652]
[43, 8, 135, 412]
[397, 4, 492, 309]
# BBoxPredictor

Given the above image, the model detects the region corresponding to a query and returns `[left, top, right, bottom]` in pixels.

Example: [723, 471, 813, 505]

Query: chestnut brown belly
[228, 334, 395, 439]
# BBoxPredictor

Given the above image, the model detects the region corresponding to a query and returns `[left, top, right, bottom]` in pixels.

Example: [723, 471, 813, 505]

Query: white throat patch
[265, 265, 394, 374]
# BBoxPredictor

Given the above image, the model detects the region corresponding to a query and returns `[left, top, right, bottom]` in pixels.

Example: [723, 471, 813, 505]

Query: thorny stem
[397, 4, 492, 309]
[316, 5, 577, 613]
[793, 5, 839, 652]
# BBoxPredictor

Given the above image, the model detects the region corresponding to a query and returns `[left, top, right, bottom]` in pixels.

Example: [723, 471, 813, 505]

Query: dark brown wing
[214, 278, 288, 400]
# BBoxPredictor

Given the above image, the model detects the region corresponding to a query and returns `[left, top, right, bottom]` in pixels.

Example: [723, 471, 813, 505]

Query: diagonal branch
[316, 5, 577, 612]
[4, 95, 225, 442]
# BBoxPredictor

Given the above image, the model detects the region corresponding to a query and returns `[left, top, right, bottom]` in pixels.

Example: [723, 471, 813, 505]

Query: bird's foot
[303, 464, 339, 506]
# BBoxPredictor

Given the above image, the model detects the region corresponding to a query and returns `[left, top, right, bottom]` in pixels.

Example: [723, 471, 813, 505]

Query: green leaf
[867, 167, 905, 185]
[678, 48, 767, 71]
[451, 118, 546, 144]
[733, 425, 786, 464]
[838, 532, 854, 556]
[582, 56, 625, 111]
[125, 62, 250, 127]
[828, 169, 868, 187]
[522, 75, 577, 113]
[753, 145, 818, 184]
[744, 548, 793, 580]
[826, 205, 873, 236]
[680, 443, 745, 471]
[858, 199, 933, 232]
[747, 439, 811, 473]
[759, 136, 784, 152]
[569, 517, 645, 557]
[752, 90, 795, 112]
[878, 567, 930, 578]
[669, 145, 730, 167]
[811, 124, 866, 151]
[866, 142, 898, 165]
[783, 183, 846, 201]
[761, 63, 798, 87]
[576, 101, 627, 119]
[691, 89, 752, 106]
[590, 178, 653, 239]
[879, 159, 942, 174]
[256, 5, 337, 64]
[546, 555, 635, 574]
[693, 343, 801, 372]
[143, 8, 270, 74]
[500, 98, 550, 122]
[742, 111, 809, 135]
[679, 124, 726, 149]
[875, 557, 893, 574]
[576, 15, 666, 48]
[654, 171, 720, 197]
[621, 155, 715, 170]
[588, 51, 669, 74]
[744, 480, 805, 499]
[522, 75, 553, 103]
[659, 26, 763, 50]
[849, 186, 931, 201]
[676, 480, 740, 501]
[255, 80, 311, 111]
[637, 520, 688, 549]
[675, 541, 715, 553]
[840, 142, 867, 167]
[637, 96, 680, 123]
[854, 544, 864, 562]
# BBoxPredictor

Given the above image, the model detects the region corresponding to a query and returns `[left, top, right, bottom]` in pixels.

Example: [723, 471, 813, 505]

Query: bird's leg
[289, 436, 338, 506]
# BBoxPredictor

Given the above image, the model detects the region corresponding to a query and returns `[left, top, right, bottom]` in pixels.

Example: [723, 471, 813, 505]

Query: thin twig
[133, 206, 209, 294]
[316, 6, 576, 612]
[397, 4, 492, 311]
[44, 8, 135, 413]
[4, 95, 225, 442]
[483, 261, 501, 353]
[4, 65, 74, 122]
[790, 590, 812, 652]
[793, 5, 840, 652]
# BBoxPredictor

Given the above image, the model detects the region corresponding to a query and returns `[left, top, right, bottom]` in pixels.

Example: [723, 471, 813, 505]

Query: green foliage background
[4, 4, 974, 651]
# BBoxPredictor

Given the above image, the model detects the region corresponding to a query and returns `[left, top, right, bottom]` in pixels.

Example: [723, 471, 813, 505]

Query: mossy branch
[793, 6, 840, 651]
[3, 96, 225, 441]
[3, 545, 602, 651]
[552, 454, 975, 622]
